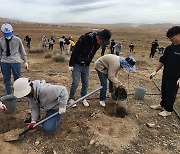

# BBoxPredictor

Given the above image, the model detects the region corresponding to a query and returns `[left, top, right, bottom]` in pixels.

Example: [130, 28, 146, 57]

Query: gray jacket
[0, 36, 27, 63]
[25, 80, 69, 121]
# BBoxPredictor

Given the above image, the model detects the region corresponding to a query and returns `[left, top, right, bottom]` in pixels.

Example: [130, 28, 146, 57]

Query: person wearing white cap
[0, 23, 28, 95]
[94, 54, 136, 107]
[13, 77, 69, 133]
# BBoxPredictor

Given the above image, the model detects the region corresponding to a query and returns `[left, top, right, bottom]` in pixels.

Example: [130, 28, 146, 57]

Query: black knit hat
[166, 26, 180, 39]
[97, 29, 111, 45]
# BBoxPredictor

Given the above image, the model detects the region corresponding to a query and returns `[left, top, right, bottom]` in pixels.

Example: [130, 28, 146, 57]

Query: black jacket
[69, 32, 100, 66]
[159, 44, 180, 79]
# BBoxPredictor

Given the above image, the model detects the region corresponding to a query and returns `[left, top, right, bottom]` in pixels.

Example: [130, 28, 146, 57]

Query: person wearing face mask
[0, 23, 28, 95]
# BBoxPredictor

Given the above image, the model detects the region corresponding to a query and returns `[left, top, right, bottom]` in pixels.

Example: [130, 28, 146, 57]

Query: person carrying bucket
[13, 78, 69, 134]
[149, 26, 180, 117]
[94, 54, 136, 107]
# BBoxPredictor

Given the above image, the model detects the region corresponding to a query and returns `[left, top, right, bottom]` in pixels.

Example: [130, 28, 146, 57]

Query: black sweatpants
[160, 77, 179, 112]
[149, 49, 156, 58]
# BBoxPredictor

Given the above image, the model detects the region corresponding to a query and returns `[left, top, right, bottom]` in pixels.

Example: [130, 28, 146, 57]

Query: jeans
[96, 69, 113, 101]
[69, 64, 89, 99]
[42, 109, 61, 133]
[1, 62, 21, 95]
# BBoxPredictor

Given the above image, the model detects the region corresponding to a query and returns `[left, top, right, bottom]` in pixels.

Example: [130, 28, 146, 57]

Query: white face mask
[5, 36, 12, 40]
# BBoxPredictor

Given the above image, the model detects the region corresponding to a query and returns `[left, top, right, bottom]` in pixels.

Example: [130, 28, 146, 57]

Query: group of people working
[0, 23, 179, 134]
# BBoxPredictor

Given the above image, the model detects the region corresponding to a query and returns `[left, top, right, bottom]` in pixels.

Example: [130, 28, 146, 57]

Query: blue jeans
[96, 69, 113, 101]
[1, 63, 21, 95]
[69, 64, 89, 99]
[42, 109, 61, 133]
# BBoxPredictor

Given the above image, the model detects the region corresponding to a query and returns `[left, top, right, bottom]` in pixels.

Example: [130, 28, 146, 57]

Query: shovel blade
[3, 128, 24, 142]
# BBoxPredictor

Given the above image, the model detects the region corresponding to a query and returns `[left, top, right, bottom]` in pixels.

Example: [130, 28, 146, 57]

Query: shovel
[3, 86, 102, 142]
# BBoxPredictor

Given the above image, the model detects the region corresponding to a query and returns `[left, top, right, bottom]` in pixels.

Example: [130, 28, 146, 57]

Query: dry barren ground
[0, 22, 179, 154]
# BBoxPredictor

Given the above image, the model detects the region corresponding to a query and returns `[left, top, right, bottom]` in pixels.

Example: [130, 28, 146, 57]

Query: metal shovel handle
[19, 86, 102, 137]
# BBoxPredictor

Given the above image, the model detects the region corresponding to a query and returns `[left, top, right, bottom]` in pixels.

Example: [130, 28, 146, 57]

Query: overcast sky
[0, 0, 179, 24]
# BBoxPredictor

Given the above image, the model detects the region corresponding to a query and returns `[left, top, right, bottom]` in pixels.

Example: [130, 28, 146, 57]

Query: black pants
[160, 77, 178, 112]
[150, 49, 156, 58]
[101, 48, 106, 56]
[49, 44, 53, 50]
[130, 48, 134, 52]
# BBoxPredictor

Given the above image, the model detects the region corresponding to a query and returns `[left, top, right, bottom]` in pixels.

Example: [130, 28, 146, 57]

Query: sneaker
[150, 104, 164, 110]
[100, 101, 106, 107]
[69, 99, 76, 107]
[159, 111, 172, 117]
[82, 99, 89, 107]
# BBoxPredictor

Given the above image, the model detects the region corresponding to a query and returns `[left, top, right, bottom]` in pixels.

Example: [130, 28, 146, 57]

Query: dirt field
[0, 21, 179, 154]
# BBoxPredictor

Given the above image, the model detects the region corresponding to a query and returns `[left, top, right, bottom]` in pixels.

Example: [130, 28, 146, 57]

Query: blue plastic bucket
[0, 95, 17, 114]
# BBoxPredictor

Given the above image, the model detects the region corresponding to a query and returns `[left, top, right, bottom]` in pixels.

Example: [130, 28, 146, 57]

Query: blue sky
[0, 0, 180, 24]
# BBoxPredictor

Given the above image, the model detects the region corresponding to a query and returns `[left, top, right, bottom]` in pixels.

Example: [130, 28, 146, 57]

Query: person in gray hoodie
[13, 78, 69, 134]
[0, 23, 28, 95]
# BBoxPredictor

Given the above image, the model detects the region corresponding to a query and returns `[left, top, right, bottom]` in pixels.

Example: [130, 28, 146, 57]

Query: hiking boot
[69, 99, 76, 107]
[100, 101, 106, 107]
[159, 111, 172, 117]
[82, 99, 89, 107]
[150, 104, 164, 110]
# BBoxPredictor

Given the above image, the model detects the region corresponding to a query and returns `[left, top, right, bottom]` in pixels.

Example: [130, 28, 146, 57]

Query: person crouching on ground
[13, 78, 69, 133]
[94, 54, 136, 107]
[149, 26, 180, 117]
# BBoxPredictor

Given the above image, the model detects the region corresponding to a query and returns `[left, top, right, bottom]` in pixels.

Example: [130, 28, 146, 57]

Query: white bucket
[134, 87, 147, 100]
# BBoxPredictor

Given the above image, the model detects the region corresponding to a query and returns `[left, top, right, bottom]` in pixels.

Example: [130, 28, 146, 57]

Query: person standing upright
[0, 23, 28, 95]
[110, 39, 115, 54]
[101, 44, 107, 56]
[42, 35, 47, 49]
[69, 29, 111, 107]
[59, 36, 65, 53]
[129, 43, 135, 53]
[48, 36, 55, 50]
[150, 26, 180, 117]
[24, 35, 31, 50]
[150, 39, 159, 58]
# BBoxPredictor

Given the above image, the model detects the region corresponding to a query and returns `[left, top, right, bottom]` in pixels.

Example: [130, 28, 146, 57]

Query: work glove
[0, 101, 7, 112]
[26, 121, 36, 132]
[59, 107, 66, 114]
[177, 78, 180, 87]
[150, 71, 156, 79]
[69, 66, 73, 71]
[24, 62, 29, 70]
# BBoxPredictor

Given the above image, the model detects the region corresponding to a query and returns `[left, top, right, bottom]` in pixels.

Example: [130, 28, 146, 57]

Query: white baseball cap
[1, 23, 13, 37]
[13, 78, 31, 98]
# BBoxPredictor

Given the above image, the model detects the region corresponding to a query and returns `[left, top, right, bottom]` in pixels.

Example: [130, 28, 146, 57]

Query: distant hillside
[0, 17, 179, 30]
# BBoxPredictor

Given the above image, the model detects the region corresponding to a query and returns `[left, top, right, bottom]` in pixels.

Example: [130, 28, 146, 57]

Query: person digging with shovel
[13, 77, 68, 134]
[94, 54, 136, 107]
[150, 26, 180, 117]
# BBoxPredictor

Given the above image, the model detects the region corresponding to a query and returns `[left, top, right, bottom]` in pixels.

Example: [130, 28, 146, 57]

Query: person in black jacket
[150, 26, 180, 117]
[110, 39, 115, 54]
[68, 29, 111, 107]
[150, 39, 159, 58]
